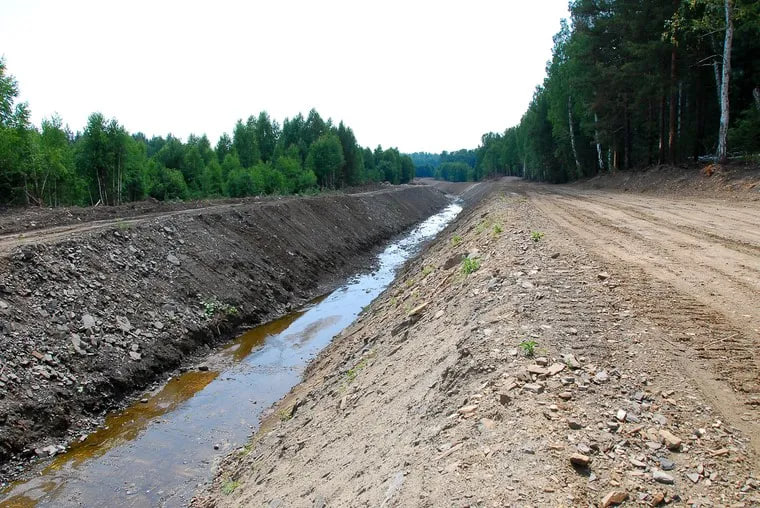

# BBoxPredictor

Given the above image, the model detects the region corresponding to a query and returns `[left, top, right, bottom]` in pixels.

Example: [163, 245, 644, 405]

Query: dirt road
[195, 178, 760, 507]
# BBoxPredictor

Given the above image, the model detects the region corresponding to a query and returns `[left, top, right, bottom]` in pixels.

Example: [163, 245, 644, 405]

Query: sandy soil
[194, 178, 760, 507]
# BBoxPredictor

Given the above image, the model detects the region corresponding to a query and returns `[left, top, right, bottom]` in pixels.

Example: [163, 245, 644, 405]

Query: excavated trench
[0, 186, 468, 507]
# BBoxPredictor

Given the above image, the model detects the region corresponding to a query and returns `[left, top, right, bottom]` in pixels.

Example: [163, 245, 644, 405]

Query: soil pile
[0, 185, 449, 477]
[194, 179, 758, 507]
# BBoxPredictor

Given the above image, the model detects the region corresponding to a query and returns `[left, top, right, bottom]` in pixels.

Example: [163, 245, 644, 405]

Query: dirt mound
[194, 180, 758, 507]
[0, 185, 449, 476]
[575, 162, 760, 198]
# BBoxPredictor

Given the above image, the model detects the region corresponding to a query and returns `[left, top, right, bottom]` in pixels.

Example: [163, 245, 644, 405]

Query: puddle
[0, 200, 462, 507]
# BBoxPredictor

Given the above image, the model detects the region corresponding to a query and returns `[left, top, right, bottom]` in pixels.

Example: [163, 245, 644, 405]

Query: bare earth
[194, 177, 760, 507]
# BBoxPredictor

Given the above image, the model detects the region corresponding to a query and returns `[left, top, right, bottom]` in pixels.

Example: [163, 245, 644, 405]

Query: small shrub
[492, 224, 503, 235]
[530, 231, 544, 242]
[519, 340, 538, 357]
[451, 235, 463, 246]
[221, 480, 239, 495]
[421, 265, 434, 277]
[475, 221, 489, 234]
[202, 296, 238, 318]
[461, 257, 481, 275]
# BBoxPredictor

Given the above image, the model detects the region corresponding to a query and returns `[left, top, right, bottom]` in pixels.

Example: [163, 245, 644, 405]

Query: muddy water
[0, 201, 462, 508]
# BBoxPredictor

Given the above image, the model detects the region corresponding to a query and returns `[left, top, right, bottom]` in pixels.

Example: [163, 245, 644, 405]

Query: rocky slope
[194, 179, 759, 507]
[0, 185, 449, 478]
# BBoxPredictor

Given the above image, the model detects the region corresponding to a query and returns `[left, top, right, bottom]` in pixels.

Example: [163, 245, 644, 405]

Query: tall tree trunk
[648, 99, 654, 165]
[753, 87, 760, 112]
[594, 113, 604, 171]
[624, 106, 632, 170]
[658, 90, 666, 164]
[568, 95, 581, 176]
[717, 0, 733, 164]
[677, 81, 683, 142]
[668, 46, 678, 164]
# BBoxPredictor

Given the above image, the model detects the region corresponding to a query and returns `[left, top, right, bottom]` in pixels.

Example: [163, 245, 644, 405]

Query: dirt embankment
[574, 162, 760, 198]
[195, 179, 759, 507]
[0, 185, 449, 477]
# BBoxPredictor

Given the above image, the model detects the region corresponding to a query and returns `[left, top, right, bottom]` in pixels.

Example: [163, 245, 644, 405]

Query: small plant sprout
[221, 480, 240, 495]
[530, 231, 545, 242]
[451, 235, 463, 246]
[492, 224, 503, 235]
[461, 257, 481, 275]
[519, 340, 538, 357]
[201, 296, 238, 318]
[421, 265, 434, 277]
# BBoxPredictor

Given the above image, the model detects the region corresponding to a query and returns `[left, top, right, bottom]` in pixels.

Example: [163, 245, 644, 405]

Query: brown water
[0, 201, 462, 508]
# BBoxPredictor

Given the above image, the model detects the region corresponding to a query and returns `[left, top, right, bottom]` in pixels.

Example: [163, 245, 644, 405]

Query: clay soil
[0, 185, 449, 482]
[195, 175, 759, 507]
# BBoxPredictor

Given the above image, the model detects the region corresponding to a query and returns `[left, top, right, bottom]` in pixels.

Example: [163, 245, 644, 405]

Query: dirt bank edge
[0, 185, 449, 477]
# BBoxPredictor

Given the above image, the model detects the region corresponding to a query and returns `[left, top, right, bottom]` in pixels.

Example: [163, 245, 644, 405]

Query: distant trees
[0, 63, 414, 207]
[413, 0, 759, 184]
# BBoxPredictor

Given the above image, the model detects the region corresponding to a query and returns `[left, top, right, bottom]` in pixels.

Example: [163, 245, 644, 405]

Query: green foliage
[345, 358, 368, 383]
[461, 257, 480, 275]
[451, 235, 463, 246]
[530, 231, 544, 242]
[221, 480, 239, 495]
[410, 0, 760, 183]
[421, 265, 434, 277]
[492, 224, 503, 235]
[202, 296, 238, 319]
[0, 59, 413, 208]
[519, 340, 538, 357]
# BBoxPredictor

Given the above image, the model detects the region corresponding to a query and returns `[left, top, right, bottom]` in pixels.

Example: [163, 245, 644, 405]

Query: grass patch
[345, 358, 368, 383]
[221, 480, 240, 495]
[492, 224, 503, 235]
[530, 231, 544, 242]
[202, 296, 238, 318]
[519, 340, 538, 357]
[421, 265, 434, 277]
[461, 257, 481, 275]
[451, 235, 463, 246]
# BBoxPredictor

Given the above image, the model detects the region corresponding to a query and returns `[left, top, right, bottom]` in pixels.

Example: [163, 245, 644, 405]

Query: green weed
[221, 480, 239, 495]
[492, 224, 503, 235]
[461, 257, 481, 275]
[421, 265, 434, 277]
[202, 296, 238, 318]
[451, 235, 463, 246]
[519, 340, 538, 357]
[345, 358, 368, 383]
[530, 231, 544, 242]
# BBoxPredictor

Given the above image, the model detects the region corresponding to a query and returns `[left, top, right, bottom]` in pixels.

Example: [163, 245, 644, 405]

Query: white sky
[1, 0, 569, 153]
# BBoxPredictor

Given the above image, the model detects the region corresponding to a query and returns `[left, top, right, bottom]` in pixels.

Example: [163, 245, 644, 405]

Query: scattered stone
[616, 409, 627, 422]
[550, 252, 560, 259]
[535, 357, 549, 366]
[562, 353, 581, 369]
[577, 443, 592, 455]
[0, 299, 8, 309]
[527, 365, 548, 376]
[568, 419, 583, 430]
[686, 472, 700, 483]
[498, 393, 511, 406]
[570, 453, 591, 467]
[31, 351, 45, 361]
[601, 490, 629, 507]
[523, 383, 544, 394]
[594, 370, 610, 383]
[598, 271, 610, 280]
[653, 470, 675, 484]
[457, 405, 478, 417]
[152, 321, 164, 330]
[434, 310, 444, 319]
[140, 398, 149, 403]
[658, 429, 682, 451]
[128, 351, 141, 361]
[167, 254, 181, 266]
[115, 316, 132, 332]
[558, 391, 573, 400]
[547, 363, 566, 376]
[198, 365, 209, 371]
[650, 492, 665, 506]
[82, 314, 96, 330]
[408, 302, 429, 317]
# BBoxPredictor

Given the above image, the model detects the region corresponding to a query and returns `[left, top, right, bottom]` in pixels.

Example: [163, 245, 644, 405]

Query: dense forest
[0, 60, 414, 207]
[416, 0, 759, 183]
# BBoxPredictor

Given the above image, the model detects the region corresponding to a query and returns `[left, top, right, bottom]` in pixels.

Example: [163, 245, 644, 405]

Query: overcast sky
[1, 0, 569, 153]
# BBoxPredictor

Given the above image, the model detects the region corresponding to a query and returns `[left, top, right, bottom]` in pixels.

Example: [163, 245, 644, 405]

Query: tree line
[0, 60, 414, 207]
[414, 0, 759, 183]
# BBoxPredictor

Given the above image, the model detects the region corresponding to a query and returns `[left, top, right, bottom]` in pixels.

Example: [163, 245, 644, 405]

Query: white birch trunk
[594, 113, 604, 171]
[677, 81, 683, 141]
[717, 0, 733, 163]
[568, 95, 581, 174]
[753, 87, 760, 112]
[713, 60, 722, 108]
